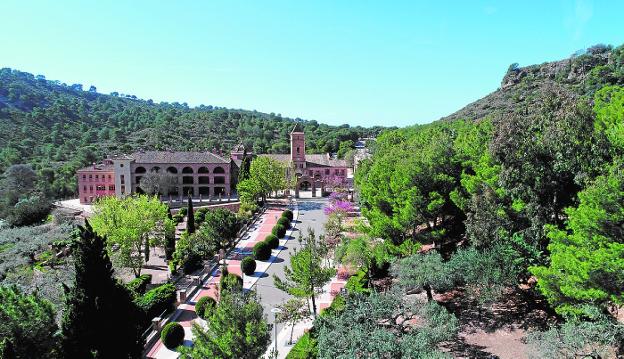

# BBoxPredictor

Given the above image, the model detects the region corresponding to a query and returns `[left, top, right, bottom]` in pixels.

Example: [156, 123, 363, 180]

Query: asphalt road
[253, 197, 328, 325]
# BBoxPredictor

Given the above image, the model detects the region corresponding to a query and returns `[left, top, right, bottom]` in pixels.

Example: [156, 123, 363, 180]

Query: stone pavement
[146, 202, 299, 358]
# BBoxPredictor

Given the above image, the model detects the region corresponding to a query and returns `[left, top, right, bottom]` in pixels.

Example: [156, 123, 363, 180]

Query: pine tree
[61, 220, 144, 359]
[186, 194, 195, 234]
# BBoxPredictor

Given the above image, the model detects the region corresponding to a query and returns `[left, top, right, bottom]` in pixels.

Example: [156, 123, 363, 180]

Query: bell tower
[290, 123, 306, 170]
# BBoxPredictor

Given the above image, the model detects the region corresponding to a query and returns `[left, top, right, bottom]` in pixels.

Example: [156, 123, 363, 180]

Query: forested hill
[0, 68, 384, 197]
[442, 43, 624, 122]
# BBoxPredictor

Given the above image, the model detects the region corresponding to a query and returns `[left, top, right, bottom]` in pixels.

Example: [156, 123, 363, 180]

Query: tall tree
[0, 286, 60, 359]
[531, 164, 624, 316]
[186, 194, 195, 234]
[274, 229, 335, 317]
[61, 220, 144, 359]
[180, 287, 270, 358]
[90, 195, 171, 277]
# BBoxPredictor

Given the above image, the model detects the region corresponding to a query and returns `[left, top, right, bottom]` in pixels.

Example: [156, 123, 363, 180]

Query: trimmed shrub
[277, 217, 291, 228]
[253, 241, 271, 261]
[126, 274, 152, 296]
[160, 322, 185, 350]
[178, 207, 187, 216]
[194, 296, 216, 319]
[282, 209, 294, 221]
[265, 234, 279, 249]
[272, 224, 287, 239]
[135, 283, 177, 321]
[220, 273, 243, 293]
[241, 256, 257, 275]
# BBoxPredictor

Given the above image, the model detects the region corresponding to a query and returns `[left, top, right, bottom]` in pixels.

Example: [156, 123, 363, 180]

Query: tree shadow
[251, 272, 269, 278]
[441, 337, 499, 359]
[269, 256, 285, 264]
[297, 201, 326, 211]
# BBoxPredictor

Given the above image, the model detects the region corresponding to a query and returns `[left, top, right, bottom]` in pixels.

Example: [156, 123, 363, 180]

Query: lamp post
[271, 307, 282, 358]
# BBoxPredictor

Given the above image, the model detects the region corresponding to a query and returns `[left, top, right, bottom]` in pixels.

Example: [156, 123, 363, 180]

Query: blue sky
[1, 0, 622, 127]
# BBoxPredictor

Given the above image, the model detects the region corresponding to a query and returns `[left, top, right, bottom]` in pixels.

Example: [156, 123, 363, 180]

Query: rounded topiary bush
[241, 256, 257, 276]
[253, 240, 271, 261]
[161, 322, 185, 350]
[282, 209, 293, 221]
[194, 296, 216, 319]
[272, 224, 286, 239]
[277, 217, 291, 228]
[265, 234, 279, 249]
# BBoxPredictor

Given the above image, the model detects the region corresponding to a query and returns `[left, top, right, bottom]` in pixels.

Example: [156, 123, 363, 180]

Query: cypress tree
[186, 194, 195, 234]
[61, 220, 144, 359]
[165, 207, 176, 260]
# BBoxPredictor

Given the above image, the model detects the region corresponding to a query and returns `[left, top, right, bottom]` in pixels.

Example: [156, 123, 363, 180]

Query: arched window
[166, 166, 178, 174]
[150, 166, 161, 173]
[135, 166, 146, 174]
[198, 167, 209, 174]
[182, 167, 194, 174]
[213, 166, 225, 174]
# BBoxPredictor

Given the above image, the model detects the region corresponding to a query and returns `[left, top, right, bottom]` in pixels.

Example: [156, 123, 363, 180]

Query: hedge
[265, 234, 280, 250]
[277, 217, 291, 228]
[195, 296, 216, 320]
[160, 322, 185, 350]
[282, 209, 294, 221]
[178, 207, 187, 216]
[253, 241, 272, 261]
[126, 274, 152, 296]
[241, 256, 257, 276]
[272, 224, 287, 239]
[135, 283, 177, 321]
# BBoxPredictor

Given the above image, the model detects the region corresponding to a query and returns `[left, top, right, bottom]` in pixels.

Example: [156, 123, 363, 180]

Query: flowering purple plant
[328, 191, 348, 202]
[324, 200, 354, 215]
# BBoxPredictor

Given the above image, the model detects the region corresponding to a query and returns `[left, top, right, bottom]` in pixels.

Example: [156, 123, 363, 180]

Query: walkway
[146, 202, 298, 358]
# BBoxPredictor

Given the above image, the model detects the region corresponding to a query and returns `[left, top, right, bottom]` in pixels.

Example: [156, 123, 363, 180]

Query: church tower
[290, 123, 306, 171]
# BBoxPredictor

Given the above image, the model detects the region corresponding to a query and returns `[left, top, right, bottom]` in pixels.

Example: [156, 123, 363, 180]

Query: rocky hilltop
[442, 44, 623, 122]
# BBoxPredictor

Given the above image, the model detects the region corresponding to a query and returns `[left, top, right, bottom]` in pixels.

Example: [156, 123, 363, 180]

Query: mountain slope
[442, 44, 624, 122]
[0, 68, 384, 197]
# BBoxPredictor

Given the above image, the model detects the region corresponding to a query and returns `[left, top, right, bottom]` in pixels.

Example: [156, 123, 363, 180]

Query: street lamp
[271, 307, 283, 358]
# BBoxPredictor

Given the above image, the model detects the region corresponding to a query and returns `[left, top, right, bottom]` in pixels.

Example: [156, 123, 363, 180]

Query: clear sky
[1, 0, 622, 127]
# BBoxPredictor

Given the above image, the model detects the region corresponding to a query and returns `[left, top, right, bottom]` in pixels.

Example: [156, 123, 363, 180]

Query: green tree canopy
[90, 195, 172, 277]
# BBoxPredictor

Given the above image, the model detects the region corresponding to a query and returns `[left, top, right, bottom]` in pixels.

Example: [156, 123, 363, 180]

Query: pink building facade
[265, 124, 352, 197]
[77, 159, 116, 204]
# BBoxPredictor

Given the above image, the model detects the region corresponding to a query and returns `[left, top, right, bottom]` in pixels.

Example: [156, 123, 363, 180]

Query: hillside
[442, 44, 624, 122]
[0, 68, 384, 198]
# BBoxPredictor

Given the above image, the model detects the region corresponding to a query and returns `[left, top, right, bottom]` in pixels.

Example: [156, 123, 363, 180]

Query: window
[198, 176, 210, 184]
[89, 174, 92, 179]
[182, 176, 194, 184]
[120, 175, 125, 184]
[109, 185, 115, 191]
[108, 175, 112, 180]
[89, 186, 93, 192]
[325, 169, 330, 175]
[82, 174, 86, 180]
[96, 175, 99, 179]
[297, 147, 300, 154]
[120, 185, 125, 193]
[96, 185, 105, 191]
[120, 164, 124, 168]
[84, 197, 88, 203]
[136, 176, 142, 184]
[214, 176, 225, 184]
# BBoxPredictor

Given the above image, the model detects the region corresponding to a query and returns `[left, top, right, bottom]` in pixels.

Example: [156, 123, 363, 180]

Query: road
[254, 197, 328, 326]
